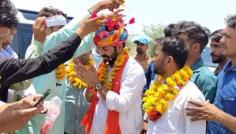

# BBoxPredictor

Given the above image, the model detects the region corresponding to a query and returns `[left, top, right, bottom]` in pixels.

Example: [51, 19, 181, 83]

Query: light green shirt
[23, 16, 95, 134]
[190, 58, 217, 103]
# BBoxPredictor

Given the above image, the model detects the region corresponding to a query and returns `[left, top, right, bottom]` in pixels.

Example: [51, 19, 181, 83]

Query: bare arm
[215, 108, 236, 133]
[186, 100, 236, 133]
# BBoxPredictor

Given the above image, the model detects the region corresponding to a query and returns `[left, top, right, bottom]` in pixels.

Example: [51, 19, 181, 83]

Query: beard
[153, 66, 164, 75]
[212, 56, 227, 63]
[102, 51, 118, 67]
[153, 63, 164, 75]
[136, 48, 144, 54]
[211, 53, 227, 63]
[153, 58, 166, 75]
[102, 56, 116, 66]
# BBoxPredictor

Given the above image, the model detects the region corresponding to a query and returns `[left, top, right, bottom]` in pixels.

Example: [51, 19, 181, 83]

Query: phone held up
[33, 89, 51, 107]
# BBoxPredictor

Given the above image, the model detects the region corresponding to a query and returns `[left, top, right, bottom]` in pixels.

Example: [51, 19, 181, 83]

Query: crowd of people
[0, 0, 236, 134]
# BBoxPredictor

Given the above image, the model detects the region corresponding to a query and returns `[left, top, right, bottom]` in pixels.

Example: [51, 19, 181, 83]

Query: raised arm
[0, 16, 103, 86]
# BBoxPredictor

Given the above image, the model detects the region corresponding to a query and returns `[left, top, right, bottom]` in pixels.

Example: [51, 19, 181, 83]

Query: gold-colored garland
[98, 47, 129, 89]
[67, 58, 93, 89]
[55, 64, 67, 80]
[55, 47, 129, 90]
[142, 66, 193, 121]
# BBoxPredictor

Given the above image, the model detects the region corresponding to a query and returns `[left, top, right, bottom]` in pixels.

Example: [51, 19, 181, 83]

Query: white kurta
[88, 57, 146, 134]
[147, 81, 206, 134]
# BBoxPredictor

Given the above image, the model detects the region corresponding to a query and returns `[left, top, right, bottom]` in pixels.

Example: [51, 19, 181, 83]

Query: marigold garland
[67, 58, 94, 89]
[142, 66, 193, 121]
[55, 64, 67, 80]
[98, 47, 129, 89]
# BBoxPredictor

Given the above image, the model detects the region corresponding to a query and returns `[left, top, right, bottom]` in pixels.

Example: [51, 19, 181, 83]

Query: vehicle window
[201, 46, 217, 68]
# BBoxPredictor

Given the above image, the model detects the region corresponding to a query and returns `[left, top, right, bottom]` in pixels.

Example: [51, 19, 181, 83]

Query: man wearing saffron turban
[75, 13, 146, 134]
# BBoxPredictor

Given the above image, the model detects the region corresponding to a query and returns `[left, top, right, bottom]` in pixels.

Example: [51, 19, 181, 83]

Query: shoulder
[181, 81, 205, 100]
[123, 57, 146, 79]
[125, 57, 144, 73]
[192, 66, 217, 84]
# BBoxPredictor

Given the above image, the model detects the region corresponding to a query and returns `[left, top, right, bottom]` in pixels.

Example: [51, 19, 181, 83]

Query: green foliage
[126, 24, 164, 58]
[143, 24, 165, 57]
[125, 39, 136, 56]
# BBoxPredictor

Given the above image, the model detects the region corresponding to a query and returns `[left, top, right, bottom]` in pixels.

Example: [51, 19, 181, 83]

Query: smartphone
[33, 89, 51, 107]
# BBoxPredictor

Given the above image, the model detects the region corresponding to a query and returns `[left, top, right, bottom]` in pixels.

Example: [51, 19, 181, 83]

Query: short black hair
[177, 21, 209, 52]
[0, 0, 18, 29]
[225, 15, 236, 29]
[38, 6, 67, 18]
[210, 29, 223, 42]
[164, 23, 179, 37]
[160, 37, 188, 69]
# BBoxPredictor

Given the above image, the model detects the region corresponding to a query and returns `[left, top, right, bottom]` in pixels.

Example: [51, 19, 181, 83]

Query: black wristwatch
[95, 81, 103, 91]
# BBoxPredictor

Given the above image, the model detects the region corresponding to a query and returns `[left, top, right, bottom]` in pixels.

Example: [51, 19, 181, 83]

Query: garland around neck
[98, 47, 129, 89]
[142, 66, 193, 121]
[67, 58, 93, 89]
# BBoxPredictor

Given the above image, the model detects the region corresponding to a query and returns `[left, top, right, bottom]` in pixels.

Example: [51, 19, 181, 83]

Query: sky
[11, 0, 236, 34]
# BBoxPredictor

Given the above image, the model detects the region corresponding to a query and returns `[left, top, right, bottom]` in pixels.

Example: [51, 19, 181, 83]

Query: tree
[143, 24, 164, 57]
[126, 24, 164, 57]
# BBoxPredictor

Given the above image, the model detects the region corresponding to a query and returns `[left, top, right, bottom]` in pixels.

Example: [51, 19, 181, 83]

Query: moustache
[102, 55, 109, 59]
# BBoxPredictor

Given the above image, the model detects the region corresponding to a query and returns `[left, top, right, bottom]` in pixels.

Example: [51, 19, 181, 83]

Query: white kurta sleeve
[105, 61, 146, 113]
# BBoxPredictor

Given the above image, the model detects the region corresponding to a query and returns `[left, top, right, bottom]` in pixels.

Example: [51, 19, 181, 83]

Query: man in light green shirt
[178, 21, 217, 103]
[24, 1, 122, 134]
[190, 58, 217, 103]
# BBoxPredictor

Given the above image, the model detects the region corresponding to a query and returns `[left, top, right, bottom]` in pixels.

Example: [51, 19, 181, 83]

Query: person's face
[0, 27, 14, 47]
[210, 39, 227, 63]
[153, 46, 167, 75]
[135, 41, 148, 54]
[96, 45, 117, 64]
[220, 26, 236, 59]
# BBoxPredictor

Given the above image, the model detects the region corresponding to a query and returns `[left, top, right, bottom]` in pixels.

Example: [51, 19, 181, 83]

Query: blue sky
[11, 0, 236, 34]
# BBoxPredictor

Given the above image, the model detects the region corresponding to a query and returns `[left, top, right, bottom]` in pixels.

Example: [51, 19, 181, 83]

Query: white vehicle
[201, 46, 217, 72]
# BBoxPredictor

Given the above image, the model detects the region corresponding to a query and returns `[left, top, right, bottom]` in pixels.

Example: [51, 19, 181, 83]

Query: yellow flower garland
[142, 66, 193, 121]
[55, 64, 67, 80]
[98, 47, 129, 89]
[67, 58, 94, 89]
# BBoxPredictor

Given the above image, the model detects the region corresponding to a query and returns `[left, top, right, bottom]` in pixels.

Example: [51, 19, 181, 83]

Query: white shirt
[147, 81, 206, 134]
[88, 57, 146, 134]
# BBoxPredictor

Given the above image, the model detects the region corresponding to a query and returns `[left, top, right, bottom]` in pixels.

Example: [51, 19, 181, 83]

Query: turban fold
[94, 14, 128, 46]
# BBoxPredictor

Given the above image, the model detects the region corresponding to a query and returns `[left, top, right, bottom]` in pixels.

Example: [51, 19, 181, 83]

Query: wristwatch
[95, 81, 103, 91]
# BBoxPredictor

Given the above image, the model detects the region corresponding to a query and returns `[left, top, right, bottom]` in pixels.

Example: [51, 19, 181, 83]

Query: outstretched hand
[76, 16, 105, 39]
[186, 100, 221, 121]
[90, 0, 124, 13]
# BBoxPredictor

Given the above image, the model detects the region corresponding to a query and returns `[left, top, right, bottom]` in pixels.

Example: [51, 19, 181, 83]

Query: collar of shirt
[0, 46, 17, 59]
[191, 58, 204, 72]
[223, 60, 236, 73]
